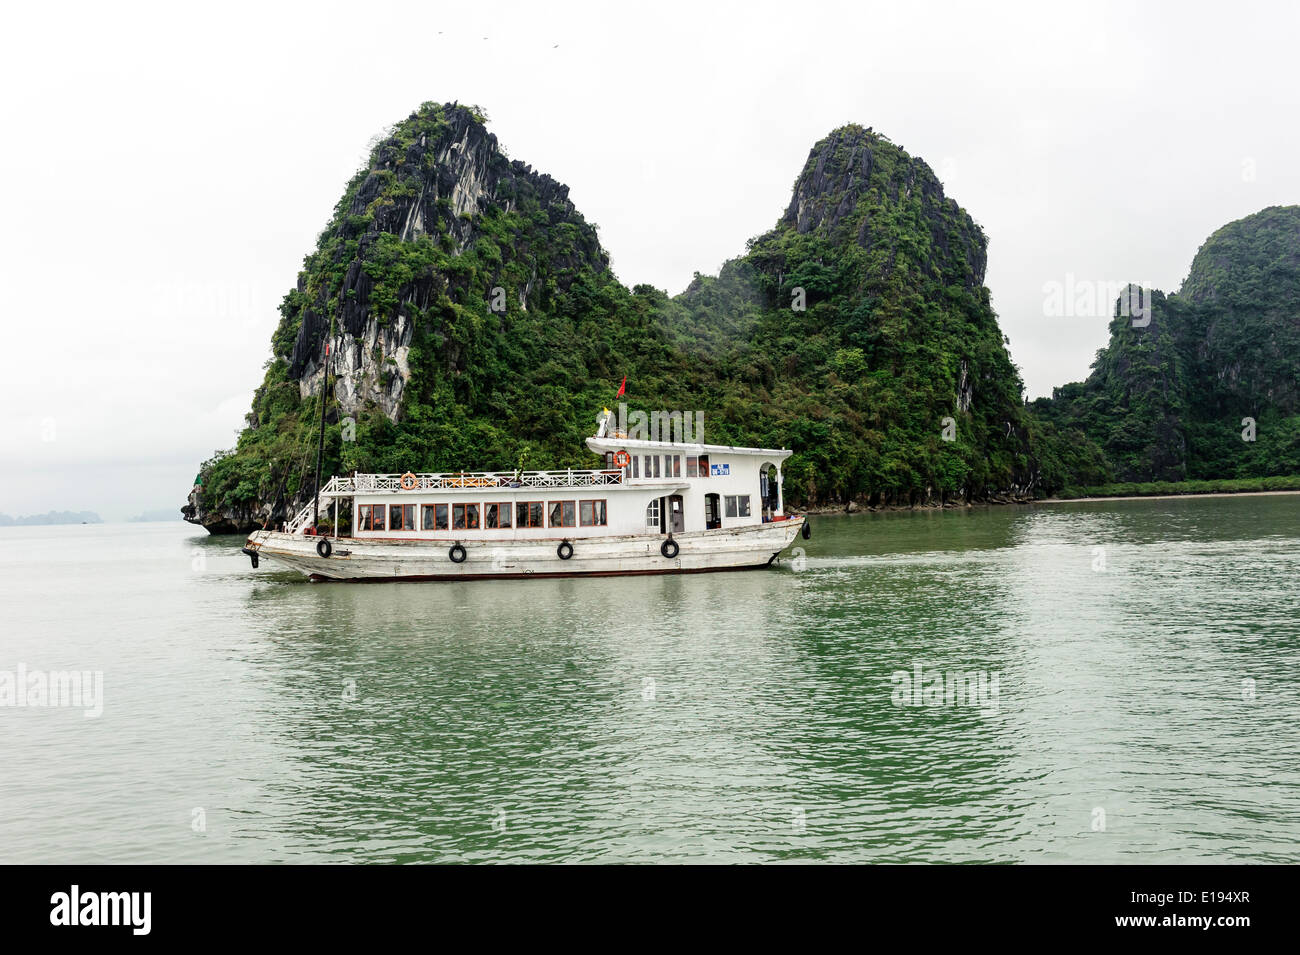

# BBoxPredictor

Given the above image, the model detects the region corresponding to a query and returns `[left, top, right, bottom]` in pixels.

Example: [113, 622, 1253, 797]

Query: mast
[311, 313, 335, 528]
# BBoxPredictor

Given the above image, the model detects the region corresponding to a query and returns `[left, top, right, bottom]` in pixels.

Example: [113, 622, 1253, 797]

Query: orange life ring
[399, 472, 418, 490]
[613, 450, 631, 468]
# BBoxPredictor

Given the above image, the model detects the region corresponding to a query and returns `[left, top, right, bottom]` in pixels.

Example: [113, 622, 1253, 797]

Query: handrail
[347, 470, 625, 492]
[286, 475, 345, 535]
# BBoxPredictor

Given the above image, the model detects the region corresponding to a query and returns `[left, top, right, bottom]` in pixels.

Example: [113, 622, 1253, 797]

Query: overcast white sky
[2, 0, 1297, 520]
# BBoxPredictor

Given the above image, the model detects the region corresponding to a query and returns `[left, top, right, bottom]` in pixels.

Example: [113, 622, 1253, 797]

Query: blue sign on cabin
[710, 463, 730, 476]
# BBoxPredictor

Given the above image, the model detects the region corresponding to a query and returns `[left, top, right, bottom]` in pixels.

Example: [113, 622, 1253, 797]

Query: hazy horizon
[3, 0, 1298, 521]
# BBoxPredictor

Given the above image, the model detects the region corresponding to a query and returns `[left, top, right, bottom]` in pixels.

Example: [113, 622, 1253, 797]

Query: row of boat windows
[357, 500, 609, 532]
[645, 494, 751, 528]
[608, 453, 711, 479]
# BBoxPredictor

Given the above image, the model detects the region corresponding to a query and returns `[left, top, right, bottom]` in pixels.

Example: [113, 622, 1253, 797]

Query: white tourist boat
[241, 410, 808, 581]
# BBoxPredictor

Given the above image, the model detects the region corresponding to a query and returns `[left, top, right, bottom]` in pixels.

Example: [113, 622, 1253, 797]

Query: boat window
[687, 456, 697, 477]
[359, 504, 385, 531]
[498, 502, 511, 528]
[435, 504, 449, 530]
[723, 495, 752, 518]
[485, 503, 499, 529]
[421, 504, 437, 530]
[698, 454, 709, 478]
[646, 499, 660, 530]
[632, 456, 639, 479]
[517, 502, 544, 528]
[453, 503, 480, 530]
[389, 504, 414, 531]
[580, 500, 607, 526]
[549, 500, 576, 527]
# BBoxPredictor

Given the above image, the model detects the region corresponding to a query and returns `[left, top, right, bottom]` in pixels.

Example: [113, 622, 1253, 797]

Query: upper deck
[343, 468, 624, 494]
[286, 411, 794, 536]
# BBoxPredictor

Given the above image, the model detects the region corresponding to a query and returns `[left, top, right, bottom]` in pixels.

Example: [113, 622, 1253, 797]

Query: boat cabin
[584, 429, 791, 537]
[300, 413, 792, 540]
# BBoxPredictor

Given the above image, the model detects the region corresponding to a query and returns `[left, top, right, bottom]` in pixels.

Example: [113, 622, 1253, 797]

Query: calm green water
[2, 497, 1298, 863]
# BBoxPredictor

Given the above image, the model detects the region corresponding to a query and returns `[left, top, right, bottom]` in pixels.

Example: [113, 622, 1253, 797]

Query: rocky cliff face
[181, 482, 258, 535]
[779, 125, 988, 290]
[1033, 206, 1300, 482]
[1179, 206, 1300, 416]
[186, 103, 612, 533]
[281, 104, 605, 425]
[670, 124, 1041, 504]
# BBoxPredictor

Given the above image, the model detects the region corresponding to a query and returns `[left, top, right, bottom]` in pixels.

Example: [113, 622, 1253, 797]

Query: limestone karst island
[185, 103, 1300, 541]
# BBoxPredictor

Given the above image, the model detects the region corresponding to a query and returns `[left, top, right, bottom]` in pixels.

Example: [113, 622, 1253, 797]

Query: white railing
[286, 475, 346, 535]
[348, 469, 625, 493]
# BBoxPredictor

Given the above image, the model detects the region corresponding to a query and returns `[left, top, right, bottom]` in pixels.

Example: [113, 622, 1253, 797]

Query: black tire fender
[449, 543, 467, 564]
[557, 540, 574, 560]
[801, 520, 811, 540]
[316, 538, 332, 558]
[660, 538, 679, 559]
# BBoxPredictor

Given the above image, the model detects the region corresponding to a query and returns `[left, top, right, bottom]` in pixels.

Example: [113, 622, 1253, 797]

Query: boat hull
[243, 519, 806, 582]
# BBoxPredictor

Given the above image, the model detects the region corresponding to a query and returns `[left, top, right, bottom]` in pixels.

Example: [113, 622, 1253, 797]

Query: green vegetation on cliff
[1034, 206, 1300, 483]
[189, 104, 1101, 532]
[655, 125, 1110, 503]
[1056, 475, 1300, 500]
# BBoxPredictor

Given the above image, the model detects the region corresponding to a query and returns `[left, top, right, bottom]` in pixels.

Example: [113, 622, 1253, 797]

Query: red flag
[616, 375, 626, 398]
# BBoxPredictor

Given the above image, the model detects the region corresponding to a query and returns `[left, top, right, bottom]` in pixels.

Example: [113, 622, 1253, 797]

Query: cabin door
[760, 464, 780, 518]
[668, 494, 685, 534]
[704, 493, 721, 530]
